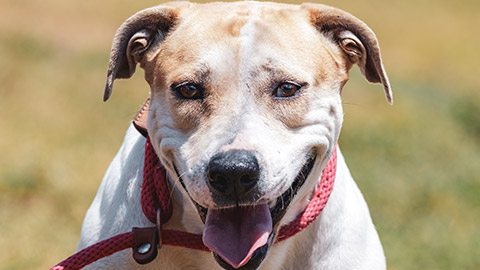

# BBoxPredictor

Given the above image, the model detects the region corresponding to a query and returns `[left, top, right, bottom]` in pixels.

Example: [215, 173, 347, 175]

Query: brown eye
[172, 83, 205, 100]
[273, 82, 302, 98]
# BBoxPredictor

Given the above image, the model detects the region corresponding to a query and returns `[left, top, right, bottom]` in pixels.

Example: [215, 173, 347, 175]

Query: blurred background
[0, 0, 479, 269]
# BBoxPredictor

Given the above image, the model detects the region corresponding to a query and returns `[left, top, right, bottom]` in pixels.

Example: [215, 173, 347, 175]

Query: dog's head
[104, 2, 391, 269]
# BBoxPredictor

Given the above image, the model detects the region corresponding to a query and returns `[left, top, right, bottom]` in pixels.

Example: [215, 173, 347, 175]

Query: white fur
[78, 124, 385, 269]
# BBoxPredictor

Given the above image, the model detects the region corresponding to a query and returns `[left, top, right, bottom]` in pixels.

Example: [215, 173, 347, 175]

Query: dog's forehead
[158, 2, 338, 83]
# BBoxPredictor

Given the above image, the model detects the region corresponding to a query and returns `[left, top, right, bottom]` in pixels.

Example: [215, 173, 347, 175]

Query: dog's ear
[103, 6, 180, 102]
[303, 3, 393, 104]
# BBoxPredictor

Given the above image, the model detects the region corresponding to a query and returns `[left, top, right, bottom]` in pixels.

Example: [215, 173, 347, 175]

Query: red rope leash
[277, 147, 337, 242]
[50, 136, 336, 269]
[51, 232, 134, 270]
[141, 137, 172, 224]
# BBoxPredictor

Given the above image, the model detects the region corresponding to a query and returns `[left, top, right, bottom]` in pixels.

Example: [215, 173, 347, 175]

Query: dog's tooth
[268, 200, 277, 209]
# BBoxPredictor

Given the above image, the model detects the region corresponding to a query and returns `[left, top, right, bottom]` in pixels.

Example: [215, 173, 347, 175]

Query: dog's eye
[273, 82, 303, 98]
[172, 83, 205, 100]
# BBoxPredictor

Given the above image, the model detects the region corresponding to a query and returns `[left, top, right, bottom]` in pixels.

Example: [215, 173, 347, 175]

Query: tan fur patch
[122, 1, 387, 137]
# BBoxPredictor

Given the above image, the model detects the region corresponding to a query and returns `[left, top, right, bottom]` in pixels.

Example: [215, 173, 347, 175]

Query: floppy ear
[302, 3, 393, 104]
[103, 6, 179, 101]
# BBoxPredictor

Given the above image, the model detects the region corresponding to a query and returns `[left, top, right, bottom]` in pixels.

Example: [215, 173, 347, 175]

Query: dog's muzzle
[179, 150, 317, 270]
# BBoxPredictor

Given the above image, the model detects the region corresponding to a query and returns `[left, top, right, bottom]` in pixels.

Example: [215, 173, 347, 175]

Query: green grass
[1, 0, 479, 269]
[340, 72, 480, 269]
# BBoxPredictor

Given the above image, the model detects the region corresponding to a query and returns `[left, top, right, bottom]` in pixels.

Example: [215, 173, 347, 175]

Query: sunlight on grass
[1, 0, 479, 269]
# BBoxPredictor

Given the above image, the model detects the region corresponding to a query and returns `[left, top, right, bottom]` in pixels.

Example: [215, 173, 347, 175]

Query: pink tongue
[203, 204, 272, 269]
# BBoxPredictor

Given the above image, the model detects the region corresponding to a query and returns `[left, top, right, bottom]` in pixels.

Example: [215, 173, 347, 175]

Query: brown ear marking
[303, 3, 393, 104]
[103, 6, 180, 102]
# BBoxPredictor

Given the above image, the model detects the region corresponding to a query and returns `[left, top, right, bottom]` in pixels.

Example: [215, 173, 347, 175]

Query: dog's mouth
[177, 152, 317, 270]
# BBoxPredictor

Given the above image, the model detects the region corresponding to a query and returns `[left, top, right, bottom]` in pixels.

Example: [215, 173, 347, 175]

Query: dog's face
[104, 2, 391, 269]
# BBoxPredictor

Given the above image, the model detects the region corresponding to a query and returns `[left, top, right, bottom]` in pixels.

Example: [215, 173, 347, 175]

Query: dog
[77, 1, 392, 269]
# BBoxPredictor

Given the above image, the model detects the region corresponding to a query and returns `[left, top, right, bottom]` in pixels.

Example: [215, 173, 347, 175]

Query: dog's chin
[178, 151, 317, 270]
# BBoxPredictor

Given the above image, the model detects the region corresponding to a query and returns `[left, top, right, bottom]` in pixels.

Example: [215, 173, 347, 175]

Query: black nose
[207, 150, 259, 199]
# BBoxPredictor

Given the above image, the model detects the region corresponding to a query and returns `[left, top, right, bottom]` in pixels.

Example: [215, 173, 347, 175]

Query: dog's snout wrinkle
[207, 150, 259, 200]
